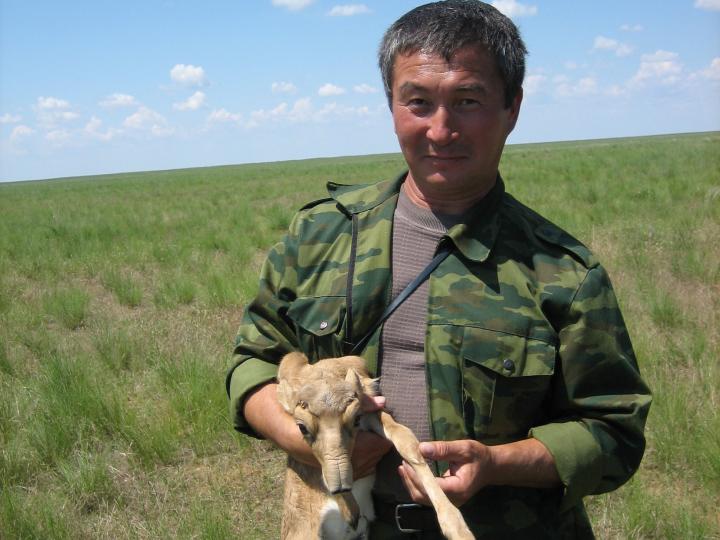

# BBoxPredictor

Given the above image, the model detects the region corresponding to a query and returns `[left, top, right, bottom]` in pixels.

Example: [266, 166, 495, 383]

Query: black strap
[349, 240, 453, 355]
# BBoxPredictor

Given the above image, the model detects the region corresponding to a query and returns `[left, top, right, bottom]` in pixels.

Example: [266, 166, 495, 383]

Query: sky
[1, 0, 719, 182]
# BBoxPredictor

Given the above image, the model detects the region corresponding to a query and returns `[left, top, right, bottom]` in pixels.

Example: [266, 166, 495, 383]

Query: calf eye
[297, 423, 310, 436]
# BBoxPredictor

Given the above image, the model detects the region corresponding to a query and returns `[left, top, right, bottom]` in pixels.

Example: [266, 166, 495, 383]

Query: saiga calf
[277, 352, 474, 540]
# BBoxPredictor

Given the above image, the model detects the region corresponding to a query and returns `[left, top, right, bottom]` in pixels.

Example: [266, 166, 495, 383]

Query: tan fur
[277, 352, 474, 540]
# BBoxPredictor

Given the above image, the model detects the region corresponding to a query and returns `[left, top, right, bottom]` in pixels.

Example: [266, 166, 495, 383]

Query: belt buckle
[394, 503, 423, 533]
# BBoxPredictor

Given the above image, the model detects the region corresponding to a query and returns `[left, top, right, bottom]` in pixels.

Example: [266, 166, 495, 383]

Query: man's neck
[402, 173, 497, 215]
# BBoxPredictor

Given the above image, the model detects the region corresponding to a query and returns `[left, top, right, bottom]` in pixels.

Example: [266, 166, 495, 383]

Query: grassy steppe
[1, 132, 718, 539]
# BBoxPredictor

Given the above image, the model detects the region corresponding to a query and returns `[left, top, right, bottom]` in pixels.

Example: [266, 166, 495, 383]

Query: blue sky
[1, 0, 719, 182]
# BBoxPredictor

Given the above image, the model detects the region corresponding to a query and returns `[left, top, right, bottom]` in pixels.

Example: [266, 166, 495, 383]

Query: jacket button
[503, 359, 515, 373]
[319, 321, 328, 330]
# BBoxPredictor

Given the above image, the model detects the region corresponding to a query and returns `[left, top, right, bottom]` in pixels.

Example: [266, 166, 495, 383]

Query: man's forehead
[393, 46, 493, 72]
[391, 46, 497, 85]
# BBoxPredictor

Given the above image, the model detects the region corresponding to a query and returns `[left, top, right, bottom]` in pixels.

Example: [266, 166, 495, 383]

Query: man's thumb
[419, 441, 455, 460]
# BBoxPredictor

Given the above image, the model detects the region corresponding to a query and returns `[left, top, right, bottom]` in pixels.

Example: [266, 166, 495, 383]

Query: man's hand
[398, 438, 561, 507]
[398, 440, 493, 506]
[353, 395, 393, 479]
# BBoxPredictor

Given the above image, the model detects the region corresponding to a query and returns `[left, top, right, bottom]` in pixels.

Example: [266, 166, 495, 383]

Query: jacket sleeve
[529, 264, 652, 511]
[225, 216, 302, 437]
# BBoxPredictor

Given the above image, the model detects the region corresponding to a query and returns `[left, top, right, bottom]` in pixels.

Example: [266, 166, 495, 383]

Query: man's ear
[506, 87, 523, 136]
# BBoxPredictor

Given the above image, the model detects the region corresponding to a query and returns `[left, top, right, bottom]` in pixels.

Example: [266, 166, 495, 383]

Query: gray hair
[378, 0, 527, 108]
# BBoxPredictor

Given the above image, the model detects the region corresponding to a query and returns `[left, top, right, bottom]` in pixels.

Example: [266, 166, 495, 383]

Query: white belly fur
[319, 474, 376, 539]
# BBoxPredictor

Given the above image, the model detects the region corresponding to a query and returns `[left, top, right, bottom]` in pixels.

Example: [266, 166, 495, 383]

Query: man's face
[391, 46, 522, 201]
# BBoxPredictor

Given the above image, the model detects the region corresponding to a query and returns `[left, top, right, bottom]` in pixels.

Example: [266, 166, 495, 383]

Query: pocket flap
[462, 326, 555, 377]
[286, 296, 345, 336]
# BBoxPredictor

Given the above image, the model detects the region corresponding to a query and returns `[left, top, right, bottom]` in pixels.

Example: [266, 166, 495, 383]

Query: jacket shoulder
[501, 193, 598, 269]
[298, 196, 335, 212]
[295, 180, 387, 214]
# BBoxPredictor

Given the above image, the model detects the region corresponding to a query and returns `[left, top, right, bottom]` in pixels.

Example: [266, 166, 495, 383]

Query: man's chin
[419, 172, 462, 186]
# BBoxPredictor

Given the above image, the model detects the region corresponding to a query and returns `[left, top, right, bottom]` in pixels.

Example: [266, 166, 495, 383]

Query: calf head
[277, 352, 368, 494]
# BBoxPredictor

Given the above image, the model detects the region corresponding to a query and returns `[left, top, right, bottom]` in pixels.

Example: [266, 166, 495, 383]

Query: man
[226, 1, 651, 538]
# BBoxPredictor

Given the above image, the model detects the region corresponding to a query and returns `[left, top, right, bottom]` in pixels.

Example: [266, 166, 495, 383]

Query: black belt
[374, 498, 442, 534]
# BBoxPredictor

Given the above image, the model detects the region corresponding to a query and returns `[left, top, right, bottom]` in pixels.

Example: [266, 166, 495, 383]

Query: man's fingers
[352, 431, 392, 479]
[398, 462, 430, 505]
[360, 394, 386, 412]
[419, 439, 473, 461]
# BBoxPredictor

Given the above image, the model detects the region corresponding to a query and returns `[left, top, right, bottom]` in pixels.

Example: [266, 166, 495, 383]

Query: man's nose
[426, 106, 458, 146]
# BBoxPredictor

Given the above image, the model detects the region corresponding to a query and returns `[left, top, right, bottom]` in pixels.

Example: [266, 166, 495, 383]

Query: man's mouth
[425, 154, 465, 161]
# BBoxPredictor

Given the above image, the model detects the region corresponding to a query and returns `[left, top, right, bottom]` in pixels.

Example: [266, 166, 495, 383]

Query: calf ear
[344, 368, 363, 394]
[362, 377, 380, 397]
[276, 379, 296, 414]
[279, 352, 309, 381]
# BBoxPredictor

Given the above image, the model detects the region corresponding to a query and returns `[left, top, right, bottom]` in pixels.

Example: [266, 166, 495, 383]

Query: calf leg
[367, 412, 474, 540]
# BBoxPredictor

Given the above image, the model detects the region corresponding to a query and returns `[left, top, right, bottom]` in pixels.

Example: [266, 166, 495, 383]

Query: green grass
[0, 133, 719, 538]
[101, 269, 143, 307]
[43, 287, 91, 330]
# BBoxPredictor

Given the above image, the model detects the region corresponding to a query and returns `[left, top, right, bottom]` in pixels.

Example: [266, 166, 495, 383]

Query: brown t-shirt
[374, 185, 464, 502]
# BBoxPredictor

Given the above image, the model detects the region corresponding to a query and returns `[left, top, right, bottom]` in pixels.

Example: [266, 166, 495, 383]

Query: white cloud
[170, 64, 206, 86]
[45, 129, 71, 145]
[490, 0, 537, 18]
[0, 113, 21, 124]
[249, 102, 290, 127]
[10, 125, 34, 141]
[555, 77, 598, 98]
[272, 0, 314, 10]
[84, 116, 120, 141]
[605, 85, 627, 97]
[150, 125, 174, 137]
[318, 83, 346, 96]
[57, 111, 79, 121]
[698, 58, 720, 80]
[173, 91, 206, 111]
[247, 97, 376, 128]
[695, 0, 720, 11]
[314, 102, 371, 121]
[123, 106, 173, 136]
[523, 74, 546, 95]
[34, 96, 78, 128]
[37, 96, 70, 110]
[99, 93, 138, 108]
[123, 107, 159, 129]
[353, 83, 378, 94]
[207, 108, 244, 127]
[327, 4, 371, 16]
[85, 116, 102, 132]
[620, 24, 644, 32]
[272, 81, 298, 94]
[593, 36, 633, 57]
[288, 98, 313, 121]
[631, 50, 682, 86]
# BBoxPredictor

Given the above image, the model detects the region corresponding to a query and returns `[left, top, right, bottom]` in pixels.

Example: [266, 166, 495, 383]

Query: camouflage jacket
[226, 173, 651, 538]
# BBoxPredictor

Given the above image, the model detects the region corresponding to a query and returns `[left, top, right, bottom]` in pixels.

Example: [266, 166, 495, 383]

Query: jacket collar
[327, 171, 406, 214]
[446, 177, 503, 263]
[327, 171, 504, 263]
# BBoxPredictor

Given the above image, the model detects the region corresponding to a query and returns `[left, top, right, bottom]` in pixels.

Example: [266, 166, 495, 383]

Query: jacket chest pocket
[286, 296, 346, 361]
[461, 326, 556, 444]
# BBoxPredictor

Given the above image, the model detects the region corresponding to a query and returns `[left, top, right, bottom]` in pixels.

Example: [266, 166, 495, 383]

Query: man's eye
[458, 98, 480, 108]
[407, 98, 430, 109]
